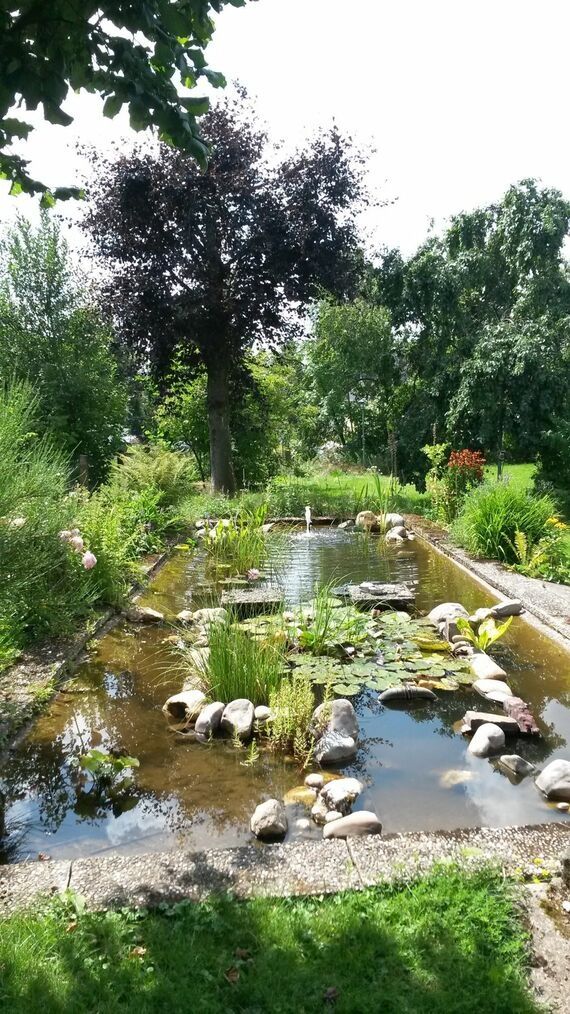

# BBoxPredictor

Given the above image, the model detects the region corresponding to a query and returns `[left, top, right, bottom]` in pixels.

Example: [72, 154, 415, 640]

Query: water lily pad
[332, 684, 360, 696]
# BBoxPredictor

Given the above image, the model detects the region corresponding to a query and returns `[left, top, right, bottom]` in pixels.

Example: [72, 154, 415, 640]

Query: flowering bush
[424, 446, 485, 524]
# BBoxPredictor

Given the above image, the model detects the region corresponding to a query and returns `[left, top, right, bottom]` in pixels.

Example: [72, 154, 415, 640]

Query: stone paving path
[2, 822, 569, 915]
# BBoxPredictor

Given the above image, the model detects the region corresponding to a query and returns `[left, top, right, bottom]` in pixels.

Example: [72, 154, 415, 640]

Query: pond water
[2, 529, 570, 863]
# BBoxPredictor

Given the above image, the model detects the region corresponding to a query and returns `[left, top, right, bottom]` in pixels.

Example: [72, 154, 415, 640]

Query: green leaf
[103, 94, 123, 119]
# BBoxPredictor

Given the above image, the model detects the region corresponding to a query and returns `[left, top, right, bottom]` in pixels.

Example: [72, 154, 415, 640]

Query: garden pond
[2, 527, 570, 863]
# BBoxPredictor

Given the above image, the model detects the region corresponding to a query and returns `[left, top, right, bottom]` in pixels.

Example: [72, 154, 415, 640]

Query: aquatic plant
[456, 615, 513, 652]
[269, 671, 316, 764]
[197, 619, 284, 705]
[202, 506, 268, 574]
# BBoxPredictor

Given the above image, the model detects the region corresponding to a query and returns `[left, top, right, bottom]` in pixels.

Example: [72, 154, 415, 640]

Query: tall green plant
[452, 482, 556, 563]
[194, 621, 284, 705]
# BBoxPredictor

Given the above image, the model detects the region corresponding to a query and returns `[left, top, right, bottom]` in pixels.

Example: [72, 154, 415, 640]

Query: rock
[355, 510, 379, 531]
[314, 731, 357, 765]
[254, 705, 272, 725]
[427, 602, 468, 626]
[497, 754, 536, 778]
[261, 522, 275, 534]
[383, 512, 405, 530]
[305, 773, 325, 790]
[295, 818, 311, 831]
[486, 690, 511, 705]
[125, 605, 164, 624]
[473, 678, 513, 698]
[190, 607, 228, 626]
[324, 810, 343, 823]
[162, 689, 206, 730]
[311, 796, 329, 825]
[535, 760, 570, 801]
[342, 582, 415, 610]
[221, 699, 255, 740]
[379, 685, 437, 704]
[463, 710, 519, 735]
[390, 525, 409, 538]
[320, 776, 363, 814]
[490, 599, 523, 619]
[250, 799, 288, 839]
[469, 607, 494, 626]
[502, 696, 540, 735]
[468, 723, 506, 757]
[323, 811, 382, 839]
[468, 652, 507, 681]
[338, 520, 355, 530]
[556, 802, 570, 812]
[283, 785, 317, 807]
[176, 609, 194, 624]
[311, 699, 358, 741]
[194, 701, 225, 737]
[385, 529, 405, 544]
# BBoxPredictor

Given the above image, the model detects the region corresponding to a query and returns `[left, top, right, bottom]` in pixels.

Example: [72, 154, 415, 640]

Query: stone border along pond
[2, 509, 570, 911]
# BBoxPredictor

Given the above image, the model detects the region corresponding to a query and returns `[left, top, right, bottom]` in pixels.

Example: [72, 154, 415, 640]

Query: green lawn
[0, 868, 540, 1014]
[484, 462, 536, 491]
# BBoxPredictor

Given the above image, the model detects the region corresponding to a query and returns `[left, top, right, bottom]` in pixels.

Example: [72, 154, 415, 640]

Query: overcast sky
[1, 0, 569, 255]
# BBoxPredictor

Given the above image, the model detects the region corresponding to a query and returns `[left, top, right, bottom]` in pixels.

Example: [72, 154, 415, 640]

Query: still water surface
[2, 529, 569, 863]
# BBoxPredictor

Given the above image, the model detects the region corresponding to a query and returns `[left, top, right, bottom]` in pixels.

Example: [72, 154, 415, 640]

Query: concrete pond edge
[1, 822, 569, 915]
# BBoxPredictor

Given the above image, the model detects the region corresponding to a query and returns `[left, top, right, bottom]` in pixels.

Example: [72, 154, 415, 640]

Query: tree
[370, 179, 570, 471]
[0, 212, 127, 482]
[0, 0, 242, 200]
[83, 91, 367, 492]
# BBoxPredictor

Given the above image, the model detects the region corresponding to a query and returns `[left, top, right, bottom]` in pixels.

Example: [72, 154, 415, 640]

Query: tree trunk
[206, 358, 236, 495]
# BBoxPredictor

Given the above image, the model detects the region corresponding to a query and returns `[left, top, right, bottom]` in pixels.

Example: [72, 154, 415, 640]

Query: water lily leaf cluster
[238, 602, 473, 698]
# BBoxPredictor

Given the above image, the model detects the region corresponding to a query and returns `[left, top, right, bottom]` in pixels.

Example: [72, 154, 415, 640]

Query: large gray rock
[195, 701, 225, 737]
[250, 799, 288, 839]
[323, 811, 382, 839]
[190, 607, 229, 626]
[468, 652, 507, 681]
[535, 760, 570, 801]
[498, 755, 536, 778]
[221, 699, 255, 740]
[427, 602, 468, 626]
[385, 529, 405, 544]
[320, 776, 363, 814]
[468, 722, 506, 757]
[162, 689, 206, 730]
[314, 731, 357, 765]
[473, 678, 513, 698]
[311, 699, 358, 741]
[311, 796, 329, 826]
[305, 773, 325, 790]
[463, 711, 519, 735]
[125, 605, 164, 624]
[383, 512, 405, 530]
[355, 510, 379, 531]
[490, 599, 523, 619]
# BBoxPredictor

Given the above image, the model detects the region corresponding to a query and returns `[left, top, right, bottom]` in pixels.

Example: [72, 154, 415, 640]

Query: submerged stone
[220, 587, 284, 617]
[497, 754, 536, 778]
[125, 605, 164, 624]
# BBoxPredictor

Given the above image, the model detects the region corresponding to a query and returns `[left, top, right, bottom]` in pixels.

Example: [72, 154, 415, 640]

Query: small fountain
[305, 504, 312, 536]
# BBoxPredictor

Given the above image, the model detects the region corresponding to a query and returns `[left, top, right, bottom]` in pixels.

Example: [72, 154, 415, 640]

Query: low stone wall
[1, 822, 569, 915]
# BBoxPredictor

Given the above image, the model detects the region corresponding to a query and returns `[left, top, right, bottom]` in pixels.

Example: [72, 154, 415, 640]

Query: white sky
[1, 0, 570, 255]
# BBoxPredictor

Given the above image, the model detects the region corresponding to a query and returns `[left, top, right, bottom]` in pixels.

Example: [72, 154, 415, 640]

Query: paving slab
[0, 859, 71, 915]
[68, 839, 359, 909]
[347, 823, 570, 887]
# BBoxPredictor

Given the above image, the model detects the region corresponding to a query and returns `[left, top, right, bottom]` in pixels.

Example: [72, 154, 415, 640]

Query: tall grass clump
[195, 620, 284, 704]
[269, 671, 316, 763]
[0, 382, 95, 658]
[453, 482, 557, 563]
[202, 506, 268, 573]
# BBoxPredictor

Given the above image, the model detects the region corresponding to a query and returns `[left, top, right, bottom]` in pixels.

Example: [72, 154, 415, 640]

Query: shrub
[453, 482, 556, 563]
[196, 621, 284, 705]
[535, 418, 570, 513]
[109, 443, 197, 509]
[424, 446, 485, 524]
[269, 671, 316, 763]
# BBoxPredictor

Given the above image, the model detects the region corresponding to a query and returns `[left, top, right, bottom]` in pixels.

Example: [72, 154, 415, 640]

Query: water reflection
[1, 529, 570, 862]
